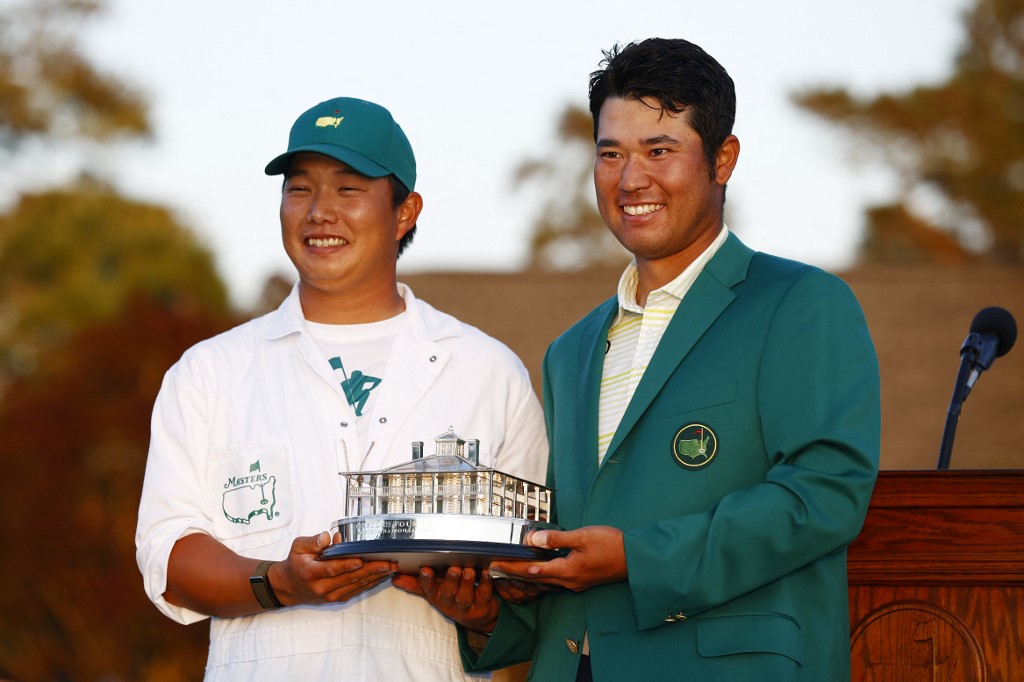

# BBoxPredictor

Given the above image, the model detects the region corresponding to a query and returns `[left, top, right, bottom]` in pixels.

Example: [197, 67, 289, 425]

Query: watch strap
[250, 560, 283, 609]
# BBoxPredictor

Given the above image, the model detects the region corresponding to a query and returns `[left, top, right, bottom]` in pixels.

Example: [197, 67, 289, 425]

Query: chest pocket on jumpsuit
[207, 437, 296, 553]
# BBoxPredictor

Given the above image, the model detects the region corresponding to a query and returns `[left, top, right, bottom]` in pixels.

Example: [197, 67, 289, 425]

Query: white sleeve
[134, 357, 214, 625]
[492, 356, 548, 487]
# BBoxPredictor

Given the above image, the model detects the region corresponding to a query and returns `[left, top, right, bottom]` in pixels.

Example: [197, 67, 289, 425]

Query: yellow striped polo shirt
[597, 227, 729, 464]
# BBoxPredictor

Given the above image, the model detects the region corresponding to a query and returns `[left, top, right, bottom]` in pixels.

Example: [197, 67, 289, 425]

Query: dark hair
[588, 38, 736, 179]
[387, 175, 416, 258]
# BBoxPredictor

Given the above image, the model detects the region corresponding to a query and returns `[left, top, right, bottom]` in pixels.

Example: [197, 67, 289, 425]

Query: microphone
[961, 306, 1017, 398]
[937, 306, 1017, 469]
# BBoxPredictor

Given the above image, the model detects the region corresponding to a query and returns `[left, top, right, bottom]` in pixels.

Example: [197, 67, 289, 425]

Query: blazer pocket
[663, 379, 737, 416]
[696, 612, 804, 664]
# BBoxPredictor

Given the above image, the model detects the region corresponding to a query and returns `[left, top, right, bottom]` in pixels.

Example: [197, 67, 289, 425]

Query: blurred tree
[516, 104, 630, 271]
[793, 0, 1024, 264]
[0, 0, 148, 149]
[0, 180, 230, 383]
[252, 272, 295, 316]
[0, 294, 237, 680]
[0, 0, 174, 387]
[0, 2, 236, 678]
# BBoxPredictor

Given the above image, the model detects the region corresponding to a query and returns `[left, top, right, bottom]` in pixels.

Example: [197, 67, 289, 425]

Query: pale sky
[19, 0, 974, 306]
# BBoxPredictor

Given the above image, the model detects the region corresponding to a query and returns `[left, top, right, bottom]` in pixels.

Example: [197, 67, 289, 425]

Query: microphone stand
[936, 349, 976, 470]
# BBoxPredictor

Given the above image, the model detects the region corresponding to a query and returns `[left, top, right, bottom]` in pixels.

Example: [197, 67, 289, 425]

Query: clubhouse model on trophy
[318, 426, 562, 573]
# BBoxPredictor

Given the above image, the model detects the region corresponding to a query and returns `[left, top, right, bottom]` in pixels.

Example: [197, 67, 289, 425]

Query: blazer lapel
[603, 234, 754, 463]
[573, 297, 618, 490]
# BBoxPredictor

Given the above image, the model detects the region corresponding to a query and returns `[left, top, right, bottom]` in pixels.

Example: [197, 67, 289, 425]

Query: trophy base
[318, 538, 563, 573]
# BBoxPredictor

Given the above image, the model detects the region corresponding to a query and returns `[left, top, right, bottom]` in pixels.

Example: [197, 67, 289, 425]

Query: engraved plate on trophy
[318, 426, 562, 573]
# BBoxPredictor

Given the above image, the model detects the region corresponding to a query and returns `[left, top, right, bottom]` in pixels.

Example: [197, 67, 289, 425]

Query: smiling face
[594, 96, 738, 286]
[280, 152, 420, 322]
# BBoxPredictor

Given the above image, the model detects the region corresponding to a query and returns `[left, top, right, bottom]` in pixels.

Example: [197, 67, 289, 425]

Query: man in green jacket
[395, 37, 880, 681]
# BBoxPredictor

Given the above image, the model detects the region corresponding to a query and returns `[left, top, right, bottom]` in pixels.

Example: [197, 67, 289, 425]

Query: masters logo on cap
[264, 97, 416, 192]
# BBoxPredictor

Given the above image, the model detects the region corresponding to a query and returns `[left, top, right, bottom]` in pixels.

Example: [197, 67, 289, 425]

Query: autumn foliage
[0, 3, 237, 676]
[0, 295, 238, 679]
[794, 0, 1024, 264]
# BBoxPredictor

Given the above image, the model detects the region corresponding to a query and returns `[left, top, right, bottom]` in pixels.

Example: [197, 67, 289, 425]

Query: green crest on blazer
[672, 423, 718, 469]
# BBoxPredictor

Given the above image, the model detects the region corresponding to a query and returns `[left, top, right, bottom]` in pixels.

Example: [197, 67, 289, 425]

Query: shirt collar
[264, 281, 462, 343]
[614, 225, 730, 321]
[265, 283, 306, 340]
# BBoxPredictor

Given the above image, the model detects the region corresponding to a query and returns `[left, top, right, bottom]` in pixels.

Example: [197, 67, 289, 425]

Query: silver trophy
[318, 427, 562, 573]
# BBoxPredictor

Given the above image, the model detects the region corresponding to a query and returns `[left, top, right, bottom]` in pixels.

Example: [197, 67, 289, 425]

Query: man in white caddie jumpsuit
[135, 96, 547, 680]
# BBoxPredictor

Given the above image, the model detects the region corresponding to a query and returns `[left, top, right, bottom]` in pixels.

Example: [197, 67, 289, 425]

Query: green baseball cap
[264, 97, 416, 191]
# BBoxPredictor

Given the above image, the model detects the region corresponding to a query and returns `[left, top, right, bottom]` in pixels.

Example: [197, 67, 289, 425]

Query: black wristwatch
[249, 560, 284, 609]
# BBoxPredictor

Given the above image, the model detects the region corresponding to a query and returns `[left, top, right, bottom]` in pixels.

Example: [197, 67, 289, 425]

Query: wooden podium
[847, 470, 1024, 680]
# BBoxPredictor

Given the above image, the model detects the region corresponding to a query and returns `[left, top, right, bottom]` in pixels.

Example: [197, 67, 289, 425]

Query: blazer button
[565, 639, 580, 655]
[675, 611, 687, 621]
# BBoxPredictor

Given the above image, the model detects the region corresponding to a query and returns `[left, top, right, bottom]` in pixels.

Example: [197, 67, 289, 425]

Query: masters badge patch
[672, 423, 718, 470]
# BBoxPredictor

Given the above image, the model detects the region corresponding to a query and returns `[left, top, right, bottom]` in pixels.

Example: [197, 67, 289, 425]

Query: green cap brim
[264, 144, 392, 178]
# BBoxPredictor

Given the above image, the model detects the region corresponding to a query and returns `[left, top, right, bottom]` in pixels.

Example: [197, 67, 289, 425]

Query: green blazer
[465, 234, 880, 681]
